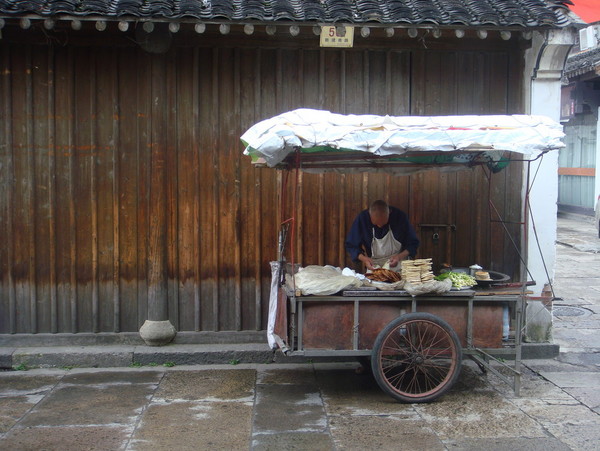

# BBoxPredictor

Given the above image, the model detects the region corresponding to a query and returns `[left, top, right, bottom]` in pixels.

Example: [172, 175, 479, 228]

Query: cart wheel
[371, 312, 462, 403]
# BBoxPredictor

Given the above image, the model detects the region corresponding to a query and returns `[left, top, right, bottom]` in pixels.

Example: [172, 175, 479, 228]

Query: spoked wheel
[371, 312, 462, 403]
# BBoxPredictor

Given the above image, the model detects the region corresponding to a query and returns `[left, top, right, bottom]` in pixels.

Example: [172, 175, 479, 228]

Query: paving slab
[251, 432, 334, 451]
[542, 422, 600, 450]
[0, 373, 63, 435]
[510, 398, 599, 426]
[1, 425, 131, 451]
[414, 389, 546, 440]
[19, 383, 155, 427]
[256, 367, 317, 385]
[329, 415, 444, 451]
[61, 369, 164, 386]
[556, 352, 600, 368]
[155, 369, 255, 401]
[316, 366, 420, 417]
[550, 328, 600, 352]
[131, 401, 252, 451]
[539, 371, 600, 388]
[252, 384, 328, 434]
[487, 371, 573, 401]
[0, 397, 38, 434]
[0, 374, 61, 395]
[561, 387, 600, 412]
[443, 437, 572, 451]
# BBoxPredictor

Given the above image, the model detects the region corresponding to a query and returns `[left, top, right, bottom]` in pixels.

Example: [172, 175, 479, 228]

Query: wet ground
[1, 361, 598, 451]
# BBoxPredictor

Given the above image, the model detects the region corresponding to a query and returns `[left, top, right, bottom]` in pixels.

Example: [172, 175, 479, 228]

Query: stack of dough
[475, 271, 491, 281]
[401, 258, 434, 284]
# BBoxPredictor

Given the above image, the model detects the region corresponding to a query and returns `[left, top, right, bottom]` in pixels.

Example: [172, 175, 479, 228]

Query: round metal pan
[474, 270, 510, 287]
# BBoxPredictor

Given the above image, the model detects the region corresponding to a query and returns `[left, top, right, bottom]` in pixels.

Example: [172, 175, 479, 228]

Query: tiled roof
[0, 0, 573, 28]
[565, 47, 600, 77]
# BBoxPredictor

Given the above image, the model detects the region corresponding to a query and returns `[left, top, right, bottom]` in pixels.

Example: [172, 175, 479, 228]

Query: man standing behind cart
[345, 200, 419, 271]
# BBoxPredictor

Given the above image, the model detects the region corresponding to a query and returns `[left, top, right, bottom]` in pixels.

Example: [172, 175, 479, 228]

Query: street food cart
[241, 109, 565, 403]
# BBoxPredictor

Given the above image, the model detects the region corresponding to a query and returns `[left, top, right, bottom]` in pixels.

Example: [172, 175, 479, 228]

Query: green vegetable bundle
[434, 271, 476, 288]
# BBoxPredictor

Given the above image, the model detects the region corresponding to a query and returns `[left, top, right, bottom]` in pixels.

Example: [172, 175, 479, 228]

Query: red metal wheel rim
[377, 318, 459, 399]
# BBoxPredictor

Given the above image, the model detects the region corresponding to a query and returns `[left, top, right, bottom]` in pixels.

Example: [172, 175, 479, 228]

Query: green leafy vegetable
[435, 271, 476, 288]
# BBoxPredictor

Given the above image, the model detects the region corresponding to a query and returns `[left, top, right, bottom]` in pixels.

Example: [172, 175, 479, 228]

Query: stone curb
[0, 344, 275, 370]
[0, 343, 559, 370]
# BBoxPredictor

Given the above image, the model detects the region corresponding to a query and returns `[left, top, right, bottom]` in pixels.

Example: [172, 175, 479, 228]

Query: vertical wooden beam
[112, 49, 121, 333]
[1, 45, 16, 333]
[338, 173, 346, 266]
[25, 47, 37, 333]
[339, 51, 348, 266]
[274, 47, 284, 296]
[317, 50, 325, 266]
[296, 50, 304, 267]
[253, 48, 262, 330]
[90, 55, 99, 333]
[68, 48, 77, 333]
[95, 48, 118, 332]
[385, 50, 392, 113]
[340, 51, 346, 113]
[114, 47, 139, 332]
[363, 50, 369, 111]
[193, 47, 201, 332]
[47, 46, 58, 333]
[147, 53, 168, 322]
[211, 47, 220, 331]
[165, 50, 179, 328]
[276, 48, 283, 112]
[197, 47, 217, 331]
[137, 51, 151, 328]
[233, 47, 242, 330]
[171, 48, 193, 331]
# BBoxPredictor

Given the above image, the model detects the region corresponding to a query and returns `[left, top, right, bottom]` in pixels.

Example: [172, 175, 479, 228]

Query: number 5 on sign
[320, 25, 354, 48]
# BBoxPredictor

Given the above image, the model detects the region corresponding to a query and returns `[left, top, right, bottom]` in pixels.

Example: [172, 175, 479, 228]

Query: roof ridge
[0, 0, 572, 28]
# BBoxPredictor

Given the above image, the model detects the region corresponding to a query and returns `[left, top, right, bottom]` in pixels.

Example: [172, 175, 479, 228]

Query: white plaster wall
[525, 30, 575, 295]
[529, 80, 561, 294]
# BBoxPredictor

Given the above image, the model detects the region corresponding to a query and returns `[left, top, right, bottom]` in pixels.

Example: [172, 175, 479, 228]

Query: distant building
[560, 20, 600, 214]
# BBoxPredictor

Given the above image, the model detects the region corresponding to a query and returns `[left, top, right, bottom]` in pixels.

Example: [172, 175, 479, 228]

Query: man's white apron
[371, 227, 402, 269]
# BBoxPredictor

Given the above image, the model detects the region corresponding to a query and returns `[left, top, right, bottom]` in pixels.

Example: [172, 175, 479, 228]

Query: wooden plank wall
[0, 40, 524, 334]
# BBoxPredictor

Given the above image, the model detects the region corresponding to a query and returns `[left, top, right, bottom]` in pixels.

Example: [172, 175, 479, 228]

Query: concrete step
[0, 342, 559, 371]
[1, 343, 276, 370]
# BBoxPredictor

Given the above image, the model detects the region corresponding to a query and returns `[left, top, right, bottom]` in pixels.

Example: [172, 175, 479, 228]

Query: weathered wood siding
[0, 37, 524, 334]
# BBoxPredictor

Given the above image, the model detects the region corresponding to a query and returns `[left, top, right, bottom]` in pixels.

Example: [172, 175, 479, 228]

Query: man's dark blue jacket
[345, 206, 420, 262]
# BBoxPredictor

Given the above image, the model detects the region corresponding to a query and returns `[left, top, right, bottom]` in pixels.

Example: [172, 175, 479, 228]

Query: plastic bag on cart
[267, 261, 283, 350]
[362, 279, 405, 291]
[288, 265, 363, 296]
[404, 278, 452, 296]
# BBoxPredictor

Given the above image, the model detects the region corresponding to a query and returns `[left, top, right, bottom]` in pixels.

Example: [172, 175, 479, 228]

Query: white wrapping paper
[241, 109, 565, 167]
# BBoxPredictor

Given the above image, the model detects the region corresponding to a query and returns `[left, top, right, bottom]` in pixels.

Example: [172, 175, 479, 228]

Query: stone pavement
[0, 360, 598, 451]
[0, 213, 599, 450]
[520, 211, 600, 446]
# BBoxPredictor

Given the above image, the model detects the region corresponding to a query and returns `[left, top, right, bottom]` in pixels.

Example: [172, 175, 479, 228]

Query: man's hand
[358, 254, 375, 271]
[388, 250, 410, 268]
[388, 254, 401, 267]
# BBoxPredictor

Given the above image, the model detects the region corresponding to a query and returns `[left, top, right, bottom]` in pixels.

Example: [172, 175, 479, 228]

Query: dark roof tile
[565, 47, 600, 77]
[0, 0, 572, 27]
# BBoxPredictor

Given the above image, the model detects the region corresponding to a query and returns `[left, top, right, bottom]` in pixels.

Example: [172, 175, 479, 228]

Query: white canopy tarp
[241, 109, 565, 168]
